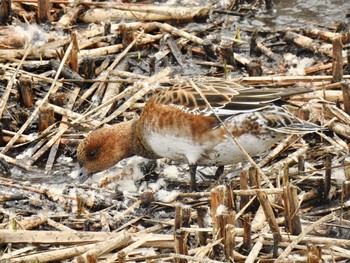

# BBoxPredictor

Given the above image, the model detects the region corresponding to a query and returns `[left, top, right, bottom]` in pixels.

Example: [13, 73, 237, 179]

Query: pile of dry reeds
[1, 0, 350, 262]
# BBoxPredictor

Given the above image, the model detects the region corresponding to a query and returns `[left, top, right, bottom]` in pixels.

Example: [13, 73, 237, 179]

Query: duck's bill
[77, 167, 92, 183]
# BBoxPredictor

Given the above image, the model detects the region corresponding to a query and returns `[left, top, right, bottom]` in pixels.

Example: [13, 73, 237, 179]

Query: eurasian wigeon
[77, 77, 322, 190]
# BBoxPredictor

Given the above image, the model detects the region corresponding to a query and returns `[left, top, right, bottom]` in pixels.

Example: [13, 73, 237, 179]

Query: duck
[77, 77, 322, 190]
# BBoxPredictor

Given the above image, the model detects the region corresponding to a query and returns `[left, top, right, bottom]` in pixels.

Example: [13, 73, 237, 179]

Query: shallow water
[243, 0, 349, 29]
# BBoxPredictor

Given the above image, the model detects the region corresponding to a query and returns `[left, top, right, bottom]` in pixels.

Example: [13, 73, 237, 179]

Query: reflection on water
[243, 0, 349, 29]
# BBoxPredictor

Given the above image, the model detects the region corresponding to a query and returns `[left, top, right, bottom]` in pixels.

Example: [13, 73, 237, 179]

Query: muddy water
[243, 0, 349, 29]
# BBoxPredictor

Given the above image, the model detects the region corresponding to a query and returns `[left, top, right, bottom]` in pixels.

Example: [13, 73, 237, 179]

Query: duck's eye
[87, 149, 98, 160]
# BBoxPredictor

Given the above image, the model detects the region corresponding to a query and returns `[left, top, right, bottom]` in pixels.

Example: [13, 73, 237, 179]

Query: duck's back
[135, 78, 318, 166]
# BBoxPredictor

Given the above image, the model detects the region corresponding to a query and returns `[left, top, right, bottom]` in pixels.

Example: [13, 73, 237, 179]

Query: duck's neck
[131, 119, 159, 159]
[107, 120, 137, 161]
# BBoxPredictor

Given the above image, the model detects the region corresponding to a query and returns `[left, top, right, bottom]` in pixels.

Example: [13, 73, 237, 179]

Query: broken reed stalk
[45, 87, 80, 171]
[38, 106, 55, 132]
[0, 153, 38, 172]
[284, 31, 332, 57]
[169, 253, 224, 263]
[174, 230, 188, 263]
[328, 120, 350, 139]
[256, 191, 282, 241]
[341, 81, 350, 115]
[224, 224, 235, 261]
[324, 154, 332, 200]
[283, 164, 289, 187]
[117, 252, 126, 263]
[0, 0, 11, 24]
[37, 101, 101, 127]
[0, 125, 4, 146]
[177, 188, 282, 199]
[75, 29, 145, 108]
[75, 231, 132, 262]
[0, 43, 32, 120]
[283, 184, 302, 235]
[332, 36, 343, 83]
[216, 210, 235, 240]
[1, 42, 73, 154]
[298, 155, 305, 173]
[209, 185, 237, 259]
[14, 214, 47, 230]
[104, 235, 152, 263]
[307, 244, 323, 263]
[37, 0, 51, 22]
[196, 207, 209, 245]
[224, 184, 235, 210]
[245, 235, 264, 263]
[81, 5, 210, 24]
[343, 157, 350, 199]
[242, 213, 252, 252]
[174, 204, 191, 262]
[276, 212, 335, 261]
[210, 186, 225, 227]
[17, 78, 34, 108]
[239, 169, 250, 210]
[74, 67, 170, 128]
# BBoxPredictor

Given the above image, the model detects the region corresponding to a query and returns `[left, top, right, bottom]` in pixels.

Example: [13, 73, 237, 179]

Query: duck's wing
[153, 77, 312, 118]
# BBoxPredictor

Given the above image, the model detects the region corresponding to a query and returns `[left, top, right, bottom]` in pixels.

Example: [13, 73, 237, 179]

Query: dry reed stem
[0, 44, 32, 119]
[192, 238, 223, 258]
[101, 67, 172, 124]
[81, 5, 210, 23]
[258, 134, 300, 167]
[170, 253, 223, 263]
[46, 217, 77, 232]
[36, 100, 101, 127]
[45, 87, 80, 171]
[75, 29, 145, 107]
[0, 63, 64, 85]
[245, 235, 265, 263]
[275, 212, 335, 261]
[268, 141, 309, 172]
[75, 231, 133, 262]
[1, 42, 73, 154]
[0, 153, 38, 172]
[0, 229, 173, 245]
[104, 234, 152, 263]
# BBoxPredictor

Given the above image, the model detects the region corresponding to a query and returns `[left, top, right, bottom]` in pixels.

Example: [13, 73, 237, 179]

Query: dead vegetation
[1, 0, 350, 262]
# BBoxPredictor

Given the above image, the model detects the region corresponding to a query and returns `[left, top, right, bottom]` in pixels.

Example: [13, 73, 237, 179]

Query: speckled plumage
[77, 77, 322, 190]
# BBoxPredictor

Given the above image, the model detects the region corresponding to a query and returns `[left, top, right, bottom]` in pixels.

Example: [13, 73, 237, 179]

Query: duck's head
[76, 121, 135, 183]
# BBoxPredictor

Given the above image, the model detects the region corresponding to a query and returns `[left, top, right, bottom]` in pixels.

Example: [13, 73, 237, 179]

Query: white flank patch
[146, 111, 285, 166]
[147, 128, 282, 166]
[202, 133, 283, 166]
[147, 132, 211, 164]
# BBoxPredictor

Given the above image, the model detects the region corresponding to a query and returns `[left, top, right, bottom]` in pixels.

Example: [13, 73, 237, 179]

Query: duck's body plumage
[77, 77, 321, 190]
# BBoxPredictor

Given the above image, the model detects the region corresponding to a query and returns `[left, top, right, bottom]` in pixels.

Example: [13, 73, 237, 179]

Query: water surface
[244, 0, 349, 29]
